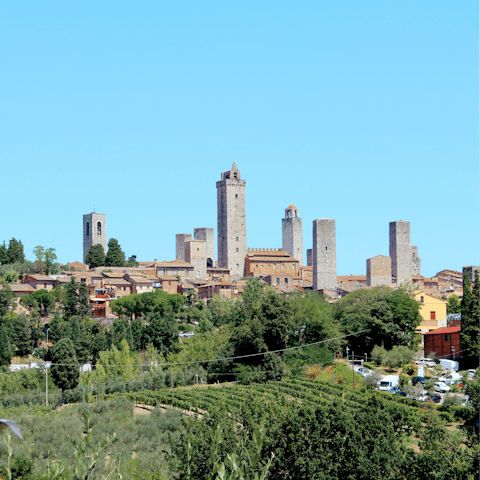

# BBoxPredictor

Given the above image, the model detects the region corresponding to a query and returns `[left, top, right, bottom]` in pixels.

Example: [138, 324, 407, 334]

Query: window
[235, 194, 238, 198]
[236, 247, 239, 252]
[86, 222, 90, 236]
[445, 334, 451, 341]
[430, 311, 436, 320]
[276, 278, 280, 284]
[236, 263, 239, 269]
[297, 281, 300, 285]
[81, 278, 86, 283]
[261, 264, 264, 268]
[174, 269, 178, 274]
[236, 237, 239, 241]
[325, 246, 328, 251]
[292, 264, 295, 269]
[282, 264, 284, 269]
[274, 263, 276, 270]
[420, 296, 424, 303]
[44, 283, 47, 289]
[97, 222, 102, 235]
[285, 278, 288, 284]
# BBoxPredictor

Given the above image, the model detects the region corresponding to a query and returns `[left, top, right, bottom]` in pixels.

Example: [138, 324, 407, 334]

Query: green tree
[1, 312, 33, 357]
[126, 255, 139, 267]
[33, 245, 57, 274]
[44, 247, 57, 275]
[143, 311, 179, 355]
[0, 325, 13, 367]
[64, 277, 79, 317]
[85, 244, 106, 269]
[460, 270, 480, 366]
[50, 338, 80, 402]
[446, 294, 461, 314]
[20, 289, 55, 317]
[0, 241, 7, 264]
[33, 245, 45, 273]
[0, 284, 15, 316]
[95, 339, 137, 381]
[105, 238, 126, 267]
[6, 238, 25, 264]
[77, 282, 91, 317]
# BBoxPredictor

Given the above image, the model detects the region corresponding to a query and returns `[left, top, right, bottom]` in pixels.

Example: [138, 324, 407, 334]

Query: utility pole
[352, 351, 355, 388]
[45, 363, 48, 406]
[346, 346, 350, 366]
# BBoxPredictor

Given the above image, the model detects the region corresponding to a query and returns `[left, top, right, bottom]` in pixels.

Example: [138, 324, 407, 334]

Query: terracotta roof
[286, 204, 297, 210]
[26, 275, 55, 281]
[423, 326, 461, 335]
[129, 276, 153, 284]
[102, 272, 124, 278]
[337, 275, 367, 281]
[157, 275, 178, 281]
[157, 260, 194, 268]
[10, 284, 35, 293]
[103, 279, 131, 286]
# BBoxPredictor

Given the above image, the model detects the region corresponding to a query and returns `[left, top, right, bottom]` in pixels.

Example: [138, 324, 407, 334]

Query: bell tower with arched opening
[83, 212, 107, 264]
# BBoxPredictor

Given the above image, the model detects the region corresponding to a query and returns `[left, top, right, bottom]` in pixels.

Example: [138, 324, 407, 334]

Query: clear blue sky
[1, 1, 478, 278]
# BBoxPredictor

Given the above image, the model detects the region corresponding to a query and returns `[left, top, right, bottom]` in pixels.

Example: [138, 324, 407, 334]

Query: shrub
[403, 364, 416, 376]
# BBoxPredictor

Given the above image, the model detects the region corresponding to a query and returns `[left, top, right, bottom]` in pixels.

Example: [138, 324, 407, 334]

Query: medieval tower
[389, 220, 412, 285]
[216, 162, 247, 276]
[175, 234, 192, 261]
[83, 212, 106, 263]
[194, 228, 215, 267]
[313, 218, 337, 291]
[282, 205, 303, 266]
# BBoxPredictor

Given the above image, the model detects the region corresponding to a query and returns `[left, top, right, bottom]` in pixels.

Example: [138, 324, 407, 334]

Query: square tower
[216, 162, 247, 276]
[176, 234, 192, 261]
[282, 205, 303, 266]
[313, 219, 337, 291]
[366, 255, 392, 287]
[306, 249, 313, 267]
[411, 246, 421, 276]
[194, 228, 215, 267]
[185, 239, 207, 279]
[83, 213, 106, 263]
[389, 220, 412, 285]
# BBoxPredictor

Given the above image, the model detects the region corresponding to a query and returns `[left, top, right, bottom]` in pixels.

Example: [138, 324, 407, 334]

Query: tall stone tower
[389, 220, 412, 285]
[411, 246, 421, 276]
[83, 212, 106, 263]
[282, 205, 303, 266]
[313, 219, 337, 291]
[194, 228, 215, 267]
[216, 162, 247, 276]
[366, 255, 392, 287]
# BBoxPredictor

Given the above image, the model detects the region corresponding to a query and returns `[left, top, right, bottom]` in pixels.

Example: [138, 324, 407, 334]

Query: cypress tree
[85, 244, 106, 269]
[105, 239, 126, 267]
[460, 269, 480, 366]
[50, 338, 80, 403]
[64, 277, 78, 318]
[77, 282, 91, 317]
[0, 325, 12, 367]
[6, 238, 25, 264]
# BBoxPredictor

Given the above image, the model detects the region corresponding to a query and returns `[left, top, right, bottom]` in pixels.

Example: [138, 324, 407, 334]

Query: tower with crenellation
[216, 163, 247, 276]
[282, 205, 303, 266]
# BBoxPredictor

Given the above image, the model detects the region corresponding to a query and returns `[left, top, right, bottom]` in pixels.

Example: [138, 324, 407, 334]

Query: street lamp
[364, 353, 368, 364]
[451, 346, 455, 361]
[346, 346, 350, 365]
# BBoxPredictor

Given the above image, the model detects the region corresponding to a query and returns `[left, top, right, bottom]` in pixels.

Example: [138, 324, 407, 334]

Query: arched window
[97, 222, 102, 235]
[86, 222, 90, 236]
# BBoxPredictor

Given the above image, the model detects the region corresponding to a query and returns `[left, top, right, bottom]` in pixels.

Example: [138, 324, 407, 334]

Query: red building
[423, 326, 461, 359]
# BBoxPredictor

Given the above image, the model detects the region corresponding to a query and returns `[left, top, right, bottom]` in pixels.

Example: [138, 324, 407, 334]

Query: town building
[22, 274, 57, 291]
[175, 234, 192, 262]
[414, 291, 447, 334]
[194, 228, 215, 267]
[423, 326, 461, 360]
[217, 162, 247, 276]
[185, 239, 207, 279]
[156, 260, 195, 281]
[366, 255, 392, 287]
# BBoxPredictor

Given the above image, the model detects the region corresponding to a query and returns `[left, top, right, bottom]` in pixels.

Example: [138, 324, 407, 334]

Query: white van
[377, 375, 399, 391]
[439, 359, 459, 371]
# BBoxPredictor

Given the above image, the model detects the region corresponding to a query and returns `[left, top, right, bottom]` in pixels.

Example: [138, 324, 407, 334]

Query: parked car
[439, 359, 459, 371]
[357, 367, 372, 377]
[378, 375, 399, 391]
[415, 358, 436, 367]
[434, 381, 451, 393]
[427, 393, 442, 403]
[388, 386, 406, 396]
[412, 376, 427, 386]
[438, 372, 462, 385]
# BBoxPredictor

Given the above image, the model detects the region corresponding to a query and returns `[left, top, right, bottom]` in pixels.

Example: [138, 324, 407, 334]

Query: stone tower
[366, 255, 392, 287]
[185, 239, 207, 279]
[313, 219, 337, 291]
[307, 249, 313, 267]
[411, 246, 421, 276]
[282, 205, 303, 266]
[389, 220, 412, 285]
[83, 212, 106, 263]
[194, 228, 215, 267]
[216, 162, 247, 276]
[176, 234, 192, 261]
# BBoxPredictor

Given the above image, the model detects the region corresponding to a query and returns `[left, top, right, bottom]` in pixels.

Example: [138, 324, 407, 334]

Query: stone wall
[194, 228, 215, 266]
[307, 249, 312, 267]
[83, 213, 106, 263]
[216, 163, 247, 276]
[313, 219, 337, 291]
[389, 220, 412, 285]
[366, 255, 391, 287]
[175, 234, 192, 261]
[282, 205, 303, 266]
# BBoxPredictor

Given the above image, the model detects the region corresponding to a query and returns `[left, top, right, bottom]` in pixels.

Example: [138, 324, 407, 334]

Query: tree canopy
[85, 244, 106, 268]
[105, 238, 126, 267]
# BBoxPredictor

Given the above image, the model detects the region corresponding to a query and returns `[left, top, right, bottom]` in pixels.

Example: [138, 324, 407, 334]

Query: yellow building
[414, 291, 447, 334]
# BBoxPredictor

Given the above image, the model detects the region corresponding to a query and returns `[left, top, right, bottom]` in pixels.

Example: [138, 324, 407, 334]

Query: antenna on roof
[93, 204, 96, 213]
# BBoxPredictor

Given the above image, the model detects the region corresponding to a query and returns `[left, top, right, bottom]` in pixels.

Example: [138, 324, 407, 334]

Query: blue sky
[1, 1, 478, 277]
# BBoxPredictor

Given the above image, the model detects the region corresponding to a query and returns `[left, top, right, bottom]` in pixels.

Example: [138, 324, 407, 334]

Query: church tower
[83, 212, 106, 263]
[216, 163, 247, 276]
[282, 205, 303, 265]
